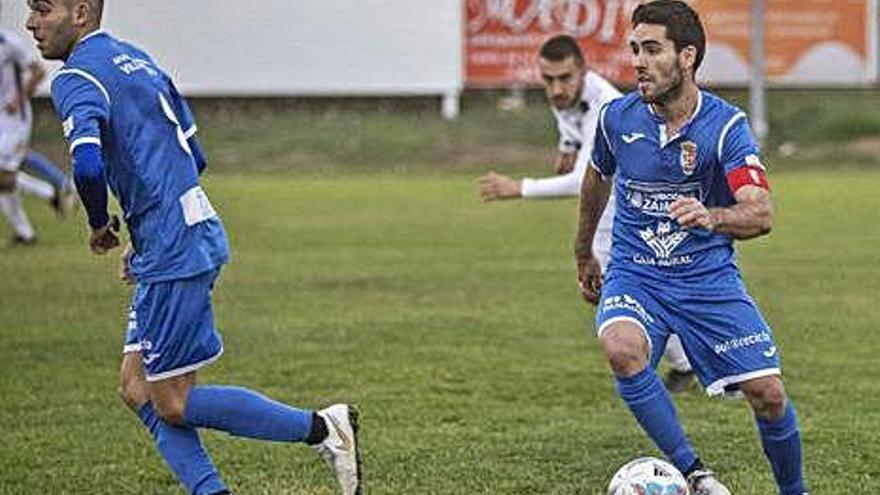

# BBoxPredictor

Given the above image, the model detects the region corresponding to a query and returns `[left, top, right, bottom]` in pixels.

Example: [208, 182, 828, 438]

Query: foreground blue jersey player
[574, 2, 807, 494]
[26, 1, 361, 494]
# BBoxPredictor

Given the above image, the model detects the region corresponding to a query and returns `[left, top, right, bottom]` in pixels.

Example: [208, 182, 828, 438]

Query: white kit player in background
[0, 4, 75, 246]
[479, 35, 694, 392]
[0, 18, 47, 244]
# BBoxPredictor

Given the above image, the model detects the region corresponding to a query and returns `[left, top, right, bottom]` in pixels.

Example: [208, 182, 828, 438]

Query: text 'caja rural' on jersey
[591, 91, 768, 284]
[51, 31, 228, 283]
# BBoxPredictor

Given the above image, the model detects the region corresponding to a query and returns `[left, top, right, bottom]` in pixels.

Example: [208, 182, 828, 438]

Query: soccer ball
[607, 457, 690, 495]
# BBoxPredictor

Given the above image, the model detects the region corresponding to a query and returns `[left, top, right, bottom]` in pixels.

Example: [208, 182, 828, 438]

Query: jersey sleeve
[167, 79, 197, 138]
[165, 78, 206, 172]
[718, 113, 770, 192]
[521, 157, 585, 198]
[590, 103, 617, 178]
[51, 71, 110, 152]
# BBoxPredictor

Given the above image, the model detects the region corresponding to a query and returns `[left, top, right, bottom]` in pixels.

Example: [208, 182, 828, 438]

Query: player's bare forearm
[710, 186, 773, 239]
[670, 185, 772, 240]
[574, 166, 610, 305]
[574, 166, 611, 260]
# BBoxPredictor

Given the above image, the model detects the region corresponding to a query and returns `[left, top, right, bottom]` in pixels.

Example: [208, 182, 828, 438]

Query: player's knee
[758, 387, 788, 420]
[742, 376, 787, 420]
[152, 396, 188, 425]
[119, 374, 149, 412]
[601, 326, 649, 376]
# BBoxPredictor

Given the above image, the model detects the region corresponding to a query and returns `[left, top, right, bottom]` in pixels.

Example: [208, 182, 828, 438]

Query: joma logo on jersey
[680, 140, 698, 175]
[624, 181, 702, 218]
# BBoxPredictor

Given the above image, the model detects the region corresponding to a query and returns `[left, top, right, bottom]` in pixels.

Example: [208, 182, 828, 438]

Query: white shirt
[520, 70, 620, 268]
[0, 28, 35, 133]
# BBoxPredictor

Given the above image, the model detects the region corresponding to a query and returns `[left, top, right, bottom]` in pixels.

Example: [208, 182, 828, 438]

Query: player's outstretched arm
[522, 149, 589, 199]
[521, 170, 581, 199]
[479, 151, 585, 201]
[478, 171, 522, 201]
[574, 165, 611, 304]
[669, 185, 772, 240]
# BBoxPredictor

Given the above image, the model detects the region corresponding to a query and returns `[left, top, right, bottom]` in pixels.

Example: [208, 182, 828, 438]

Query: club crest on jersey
[679, 140, 698, 176]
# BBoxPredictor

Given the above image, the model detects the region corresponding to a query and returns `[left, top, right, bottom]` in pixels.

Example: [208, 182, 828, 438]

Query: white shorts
[0, 120, 31, 172]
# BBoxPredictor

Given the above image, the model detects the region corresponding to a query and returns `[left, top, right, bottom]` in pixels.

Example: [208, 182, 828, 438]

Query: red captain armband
[726, 164, 770, 193]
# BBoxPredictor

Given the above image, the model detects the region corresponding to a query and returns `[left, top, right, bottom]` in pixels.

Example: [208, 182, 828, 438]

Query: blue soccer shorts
[123, 268, 224, 382]
[594, 272, 781, 396]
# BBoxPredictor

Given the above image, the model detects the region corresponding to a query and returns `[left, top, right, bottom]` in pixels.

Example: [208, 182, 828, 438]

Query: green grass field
[2, 94, 880, 493]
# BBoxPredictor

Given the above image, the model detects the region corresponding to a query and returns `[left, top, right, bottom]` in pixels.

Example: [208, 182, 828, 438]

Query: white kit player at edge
[0, 8, 66, 244]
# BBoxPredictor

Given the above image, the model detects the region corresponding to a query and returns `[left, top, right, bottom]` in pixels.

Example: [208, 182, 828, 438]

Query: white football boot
[687, 469, 732, 495]
[314, 404, 361, 495]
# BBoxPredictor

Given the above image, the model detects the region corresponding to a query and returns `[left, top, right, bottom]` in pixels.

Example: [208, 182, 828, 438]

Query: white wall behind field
[1, 0, 463, 98]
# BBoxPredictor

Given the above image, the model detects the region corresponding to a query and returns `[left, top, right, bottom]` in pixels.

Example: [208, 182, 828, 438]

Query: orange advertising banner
[696, 0, 876, 85]
[465, 0, 640, 85]
[465, 0, 877, 86]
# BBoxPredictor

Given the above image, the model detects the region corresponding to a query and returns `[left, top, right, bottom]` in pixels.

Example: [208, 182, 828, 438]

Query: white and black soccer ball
[606, 457, 690, 495]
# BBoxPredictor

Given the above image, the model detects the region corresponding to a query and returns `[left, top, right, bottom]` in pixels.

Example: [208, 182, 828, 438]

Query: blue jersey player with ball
[574, 2, 808, 494]
[26, 1, 361, 494]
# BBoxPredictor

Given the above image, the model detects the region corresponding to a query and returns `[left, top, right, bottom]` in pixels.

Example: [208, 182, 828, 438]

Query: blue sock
[137, 402, 227, 495]
[756, 402, 806, 495]
[616, 367, 698, 473]
[184, 385, 313, 442]
[22, 151, 69, 191]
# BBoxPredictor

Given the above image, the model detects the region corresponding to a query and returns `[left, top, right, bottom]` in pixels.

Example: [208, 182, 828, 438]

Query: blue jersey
[51, 31, 228, 283]
[591, 91, 763, 283]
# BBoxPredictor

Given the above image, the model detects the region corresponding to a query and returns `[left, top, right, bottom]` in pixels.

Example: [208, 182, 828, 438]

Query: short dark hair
[70, 0, 104, 24]
[632, 0, 706, 73]
[539, 35, 584, 66]
[86, 0, 104, 23]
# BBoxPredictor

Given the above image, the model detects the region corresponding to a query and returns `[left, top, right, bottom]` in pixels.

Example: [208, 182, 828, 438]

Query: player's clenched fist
[576, 256, 603, 305]
[90, 215, 120, 255]
[669, 197, 715, 231]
